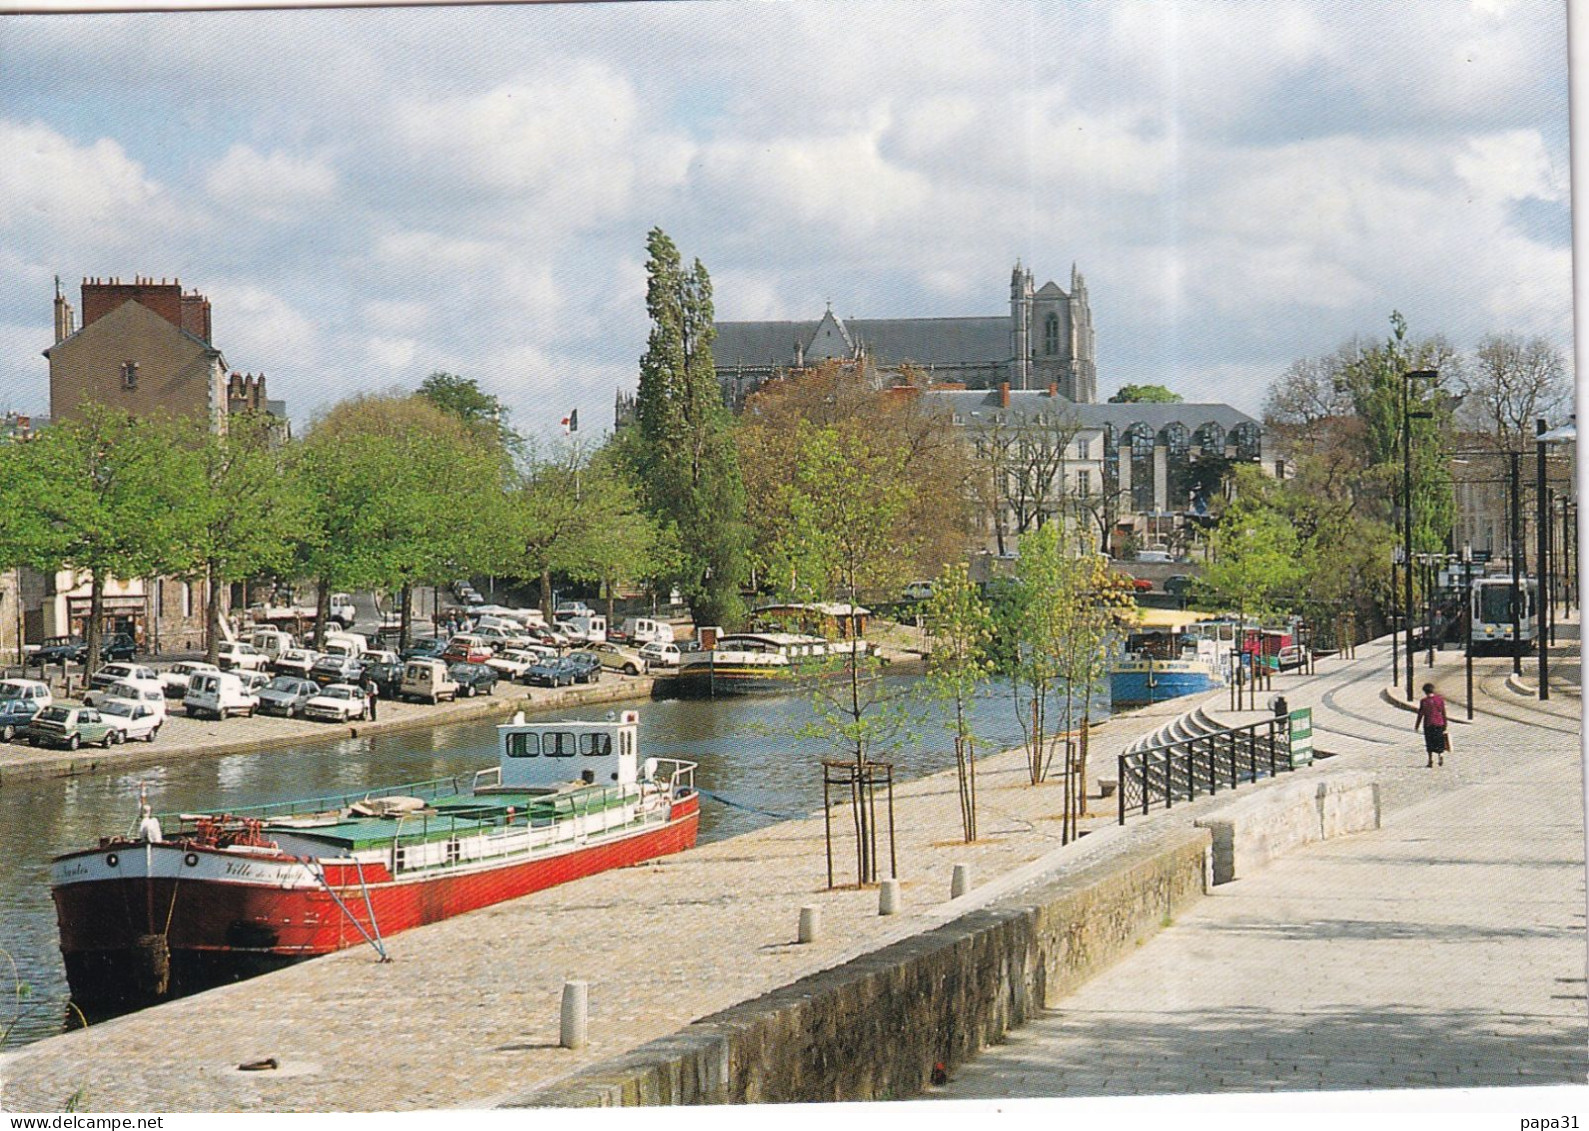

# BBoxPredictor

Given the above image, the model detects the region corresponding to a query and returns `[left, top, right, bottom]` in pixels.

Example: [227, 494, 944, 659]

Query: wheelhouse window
[506, 732, 537, 758]
[544, 731, 576, 757]
[581, 732, 612, 757]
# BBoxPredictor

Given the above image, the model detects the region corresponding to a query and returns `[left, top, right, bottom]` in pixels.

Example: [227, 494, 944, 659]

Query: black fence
[1117, 716, 1298, 824]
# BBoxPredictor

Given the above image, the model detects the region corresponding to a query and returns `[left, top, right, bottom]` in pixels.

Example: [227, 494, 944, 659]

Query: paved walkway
[935, 627, 1586, 1099]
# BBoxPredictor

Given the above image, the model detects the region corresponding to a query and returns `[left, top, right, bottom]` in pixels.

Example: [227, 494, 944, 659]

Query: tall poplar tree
[629, 228, 748, 628]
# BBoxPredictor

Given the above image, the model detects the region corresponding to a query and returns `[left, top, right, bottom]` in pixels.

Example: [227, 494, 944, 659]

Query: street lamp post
[1402, 370, 1437, 700]
[1391, 545, 1403, 676]
[1462, 542, 1474, 721]
[1509, 450, 1522, 677]
[1536, 419, 1550, 700]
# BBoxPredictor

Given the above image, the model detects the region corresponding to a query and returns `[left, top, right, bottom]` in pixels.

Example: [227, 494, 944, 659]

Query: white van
[185, 671, 259, 720]
[329, 593, 358, 627]
[319, 633, 366, 661]
[618, 617, 674, 646]
[558, 615, 608, 645]
[248, 627, 296, 660]
[400, 658, 458, 704]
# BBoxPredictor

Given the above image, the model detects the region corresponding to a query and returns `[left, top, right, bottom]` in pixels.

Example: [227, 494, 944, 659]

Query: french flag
[560, 408, 578, 435]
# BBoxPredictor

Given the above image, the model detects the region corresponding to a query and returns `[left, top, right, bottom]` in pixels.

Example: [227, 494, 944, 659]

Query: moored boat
[671, 631, 875, 697]
[50, 711, 698, 1010]
[1109, 609, 1231, 709]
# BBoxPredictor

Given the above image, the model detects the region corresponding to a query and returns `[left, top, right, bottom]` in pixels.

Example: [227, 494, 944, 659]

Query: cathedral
[711, 262, 1096, 409]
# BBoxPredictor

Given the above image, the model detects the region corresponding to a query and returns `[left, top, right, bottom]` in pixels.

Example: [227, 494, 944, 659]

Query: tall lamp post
[1402, 370, 1437, 700]
[1462, 542, 1474, 721]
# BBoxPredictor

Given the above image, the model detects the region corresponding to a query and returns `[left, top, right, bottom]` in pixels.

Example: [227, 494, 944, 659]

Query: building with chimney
[32, 276, 287, 651]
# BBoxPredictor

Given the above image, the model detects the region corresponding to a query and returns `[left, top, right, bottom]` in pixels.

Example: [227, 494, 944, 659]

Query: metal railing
[1117, 716, 1296, 824]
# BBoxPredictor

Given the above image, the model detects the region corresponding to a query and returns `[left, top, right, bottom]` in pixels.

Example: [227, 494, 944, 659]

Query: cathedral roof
[715, 314, 1012, 369]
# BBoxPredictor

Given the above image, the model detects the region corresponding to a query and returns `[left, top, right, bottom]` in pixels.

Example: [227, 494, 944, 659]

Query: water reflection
[0, 677, 1092, 1047]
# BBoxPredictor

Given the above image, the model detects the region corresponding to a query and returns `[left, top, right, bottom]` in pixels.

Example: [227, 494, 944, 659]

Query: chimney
[1048, 382, 1058, 398]
[1000, 382, 1010, 408]
[53, 277, 75, 343]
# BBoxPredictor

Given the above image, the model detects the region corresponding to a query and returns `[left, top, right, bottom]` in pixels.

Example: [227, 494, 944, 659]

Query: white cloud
[0, 120, 168, 243]
[205, 283, 317, 370]
[204, 144, 338, 220]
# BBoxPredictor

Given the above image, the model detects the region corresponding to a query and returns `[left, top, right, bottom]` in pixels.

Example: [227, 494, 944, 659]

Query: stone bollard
[798, 905, 820, 944]
[560, 980, 588, 1049]
[951, 863, 971, 899]
[879, 878, 902, 916]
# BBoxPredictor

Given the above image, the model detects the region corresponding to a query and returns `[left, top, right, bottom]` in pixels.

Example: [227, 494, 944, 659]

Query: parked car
[485, 647, 549, 680]
[1164, 574, 1195, 598]
[0, 678, 53, 712]
[310, 653, 366, 686]
[638, 641, 682, 670]
[526, 624, 571, 649]
[361, 660, 406, 699]
[587, 640, 648, 675]
[272, 648, 320, 678]
[555, 600, 596, 620]
[564, 651, 603, 684]
[902, 581, 935, 603]
[447, 661, 499, 698]
[216, 641, 270, 671]
[256, 676, 321, 718]
[184, 671, 259, 720]
[402, 637, 449, 661]
[303, 682, 370, 723]
[474, 624, 531, 651]
[32, 636, 84, 665]
[0, 696, 45, 742]
[87, 662, 161, 695]
[523, 655, 578, 688]
[82, 681, 169, 725]
[441, 634, 493, 664]
[399, 658, 459, 704]
[161, 661, 221, 697]
[59, 633, 137, 664]
[96, 698, 162, 743]
[22, 705, 119, 749]
[236, 669, 274, 695]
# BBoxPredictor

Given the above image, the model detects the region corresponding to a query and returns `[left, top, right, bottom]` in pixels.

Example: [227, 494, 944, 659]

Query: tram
[1469, 575, 1538, 655]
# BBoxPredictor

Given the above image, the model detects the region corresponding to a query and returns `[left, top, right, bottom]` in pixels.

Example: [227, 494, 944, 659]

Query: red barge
[51, 710, 699, 1009]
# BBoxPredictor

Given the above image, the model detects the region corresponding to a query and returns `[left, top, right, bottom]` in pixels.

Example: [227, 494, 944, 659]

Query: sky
[0, 0, 1572, 441]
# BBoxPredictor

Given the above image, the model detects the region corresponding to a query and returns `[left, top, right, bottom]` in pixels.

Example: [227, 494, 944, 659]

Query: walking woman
[1414, 682, 1447, 768]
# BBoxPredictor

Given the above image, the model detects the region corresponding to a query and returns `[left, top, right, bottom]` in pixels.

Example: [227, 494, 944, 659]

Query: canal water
[0, 678, 1092, 1047]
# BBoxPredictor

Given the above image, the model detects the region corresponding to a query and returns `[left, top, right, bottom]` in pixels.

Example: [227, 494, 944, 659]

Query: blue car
[0, 697, 43, 742]
[524, 657, 576, 688]
[564, 651, 602, 685]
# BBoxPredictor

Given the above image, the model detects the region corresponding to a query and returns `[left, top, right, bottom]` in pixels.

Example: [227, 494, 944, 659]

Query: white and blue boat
[1109, 610, 1232, 709]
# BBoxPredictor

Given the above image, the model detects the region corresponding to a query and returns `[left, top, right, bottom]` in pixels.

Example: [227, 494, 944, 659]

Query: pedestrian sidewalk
[932, 634, 1585, 1099]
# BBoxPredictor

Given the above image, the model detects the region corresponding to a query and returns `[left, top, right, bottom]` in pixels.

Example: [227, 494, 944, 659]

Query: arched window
[1192, 422, 1225, 458]
[1231, 421, 1262, 462]
[1044, 313, 1060, 355]
[1127, 422, 1155, 513]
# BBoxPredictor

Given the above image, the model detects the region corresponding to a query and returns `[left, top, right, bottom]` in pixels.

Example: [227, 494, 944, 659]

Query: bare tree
[1459, 334, 1572, 453]
[972, 407, 1086, 547]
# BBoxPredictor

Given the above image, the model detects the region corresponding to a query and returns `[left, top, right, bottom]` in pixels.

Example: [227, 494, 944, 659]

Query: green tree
[999, 523, 1083, 787]
[187, 412, 307, 664]
[417, 371, 520, 450]
[297, 395, 507, 646]
[1336, 312, 1456, 554]
[1194, 483, 1305, 707]
[1108, 383, 1182, 404]
[7, 407, 201, 676]
[923, 562, 994, 843]
[628, 228, 749, 627]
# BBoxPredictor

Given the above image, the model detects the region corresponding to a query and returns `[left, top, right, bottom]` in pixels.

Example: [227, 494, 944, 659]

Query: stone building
[924, 384, 1265, 558]
[713, 262, 1096, 410]
[32, 276, 286, 652]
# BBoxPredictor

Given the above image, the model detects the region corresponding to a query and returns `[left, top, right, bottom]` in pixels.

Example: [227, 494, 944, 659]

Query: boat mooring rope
[693, 787, 807, 822]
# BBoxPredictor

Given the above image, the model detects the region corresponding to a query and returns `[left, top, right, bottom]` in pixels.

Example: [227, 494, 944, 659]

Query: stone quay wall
[510, 822, 1213, 1106]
